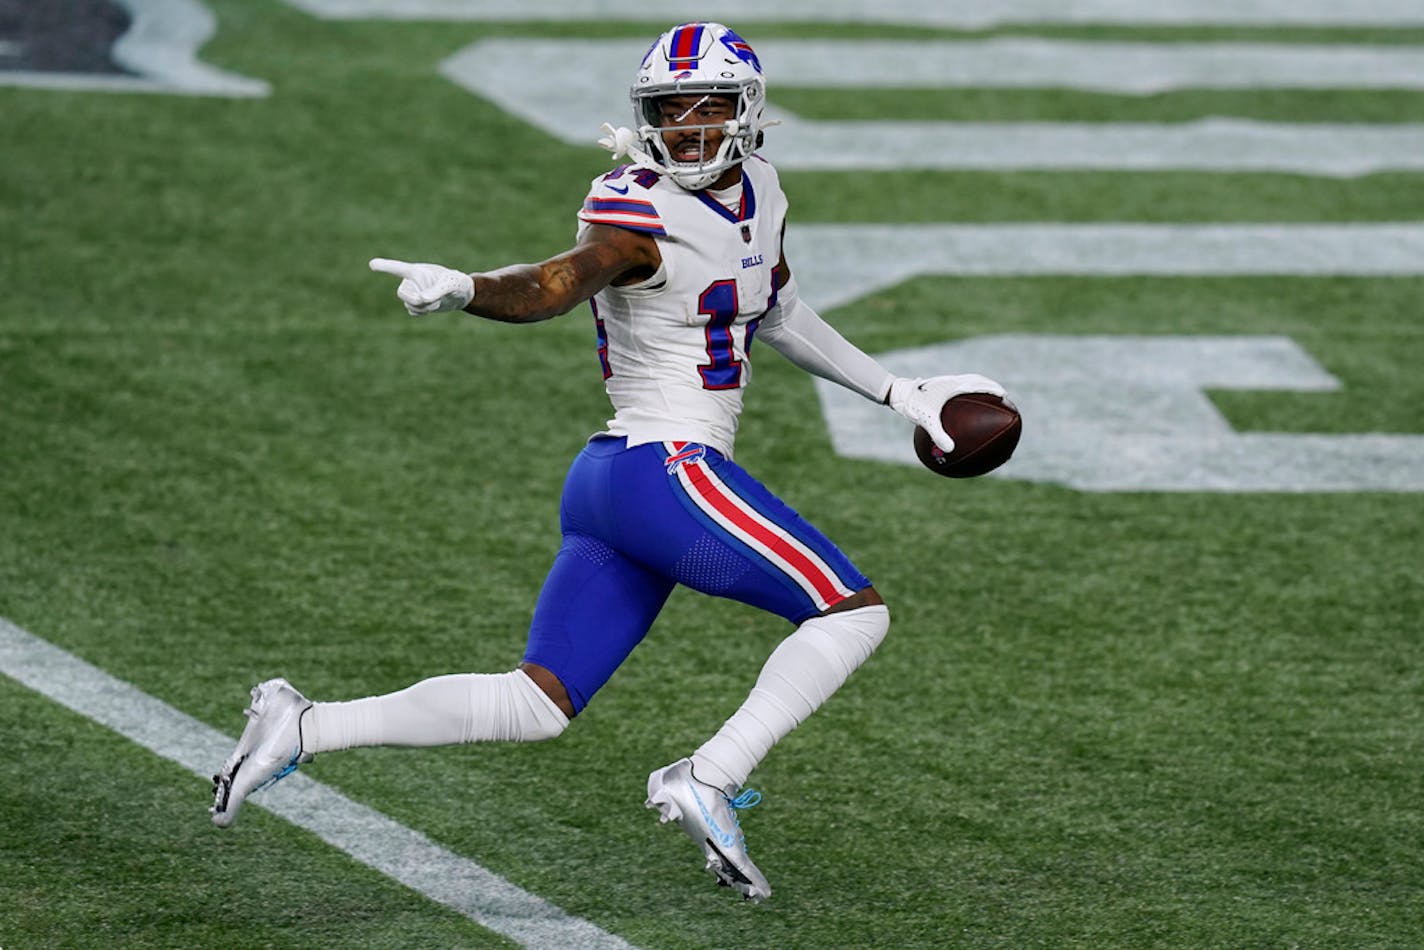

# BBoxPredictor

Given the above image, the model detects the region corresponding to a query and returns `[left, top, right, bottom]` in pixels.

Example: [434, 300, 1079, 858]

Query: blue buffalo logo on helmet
[718, 29, 762, 73]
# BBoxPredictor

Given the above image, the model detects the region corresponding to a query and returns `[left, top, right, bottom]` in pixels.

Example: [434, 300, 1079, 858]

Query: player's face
[653, 94, 737, 164]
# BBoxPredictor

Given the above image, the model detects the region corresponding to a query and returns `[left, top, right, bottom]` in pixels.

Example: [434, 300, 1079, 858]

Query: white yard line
[0, 616, 634, 950]
[280, 0, 1424, 27]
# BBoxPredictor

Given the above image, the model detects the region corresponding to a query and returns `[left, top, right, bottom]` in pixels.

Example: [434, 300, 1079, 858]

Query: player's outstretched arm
[369, 225, 659, 324]
[368, 258, 475, 315]
[759, 253, 1008, 453]
[757, 253, 896, 401]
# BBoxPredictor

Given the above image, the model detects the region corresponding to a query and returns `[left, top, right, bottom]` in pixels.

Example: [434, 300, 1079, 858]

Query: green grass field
[3, 3, 1422, 947]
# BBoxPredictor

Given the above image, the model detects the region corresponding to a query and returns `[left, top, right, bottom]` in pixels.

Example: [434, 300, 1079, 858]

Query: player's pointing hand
[369, 258, 475, 316]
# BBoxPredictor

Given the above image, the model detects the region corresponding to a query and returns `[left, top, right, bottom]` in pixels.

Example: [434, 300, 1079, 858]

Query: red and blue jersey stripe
[579, 196, 667, 236]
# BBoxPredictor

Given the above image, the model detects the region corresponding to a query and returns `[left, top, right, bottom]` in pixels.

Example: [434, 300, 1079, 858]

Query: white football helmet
[629, 22, 767, 190]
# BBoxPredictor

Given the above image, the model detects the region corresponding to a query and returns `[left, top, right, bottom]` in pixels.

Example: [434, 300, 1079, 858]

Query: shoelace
[728, 788, 762, 810]
[722, 789, 762, 848]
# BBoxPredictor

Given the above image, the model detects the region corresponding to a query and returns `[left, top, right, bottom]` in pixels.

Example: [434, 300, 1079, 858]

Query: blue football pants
[522, 436, 870, 713]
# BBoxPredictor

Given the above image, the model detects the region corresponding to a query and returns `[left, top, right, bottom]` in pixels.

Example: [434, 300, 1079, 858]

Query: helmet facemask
[633, 88, 763, 190]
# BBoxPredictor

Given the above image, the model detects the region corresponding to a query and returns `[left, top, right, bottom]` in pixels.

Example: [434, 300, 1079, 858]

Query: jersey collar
[694, 168, 757, 225]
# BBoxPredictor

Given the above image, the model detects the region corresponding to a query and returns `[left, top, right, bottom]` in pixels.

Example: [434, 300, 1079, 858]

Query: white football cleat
[646, 758, 771, 901]
[210, 678, 313, 828]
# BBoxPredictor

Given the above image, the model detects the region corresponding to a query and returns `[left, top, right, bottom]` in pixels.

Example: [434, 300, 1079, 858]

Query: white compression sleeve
[690, 604, 890, 793]
[302, 669, 569, 753]
[756, 274, 894, 403]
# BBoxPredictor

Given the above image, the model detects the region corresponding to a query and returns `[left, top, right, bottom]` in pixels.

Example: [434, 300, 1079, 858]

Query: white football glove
[368, 258, 474, 316]
[888, 374, 1009, 454]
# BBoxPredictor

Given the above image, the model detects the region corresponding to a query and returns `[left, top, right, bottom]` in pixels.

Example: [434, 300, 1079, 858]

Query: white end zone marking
[783, 223, 1424, 313]
[782, 225, 1424, 493]
[815, 336, 1424, 493]
[764, 118, 1424, 177]
[281, 0, 1424, 28]
[441, 40, 1424, 177]
[760, 39, 1424, 94]
[0, 0, 269, 97]
[450, 37, 1424, 97]
[0, 617, 634, 950]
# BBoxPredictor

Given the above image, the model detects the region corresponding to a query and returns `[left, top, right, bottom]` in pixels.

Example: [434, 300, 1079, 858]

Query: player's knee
[814, 596, 890, 660]
[860, 601, 891, 652]
[512, 668, 572, 742]
[822, 586, 890, 644]
[523, 713, 568, 743]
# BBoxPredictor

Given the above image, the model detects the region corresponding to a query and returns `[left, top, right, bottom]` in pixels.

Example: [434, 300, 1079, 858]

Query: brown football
[912, 393, 1022, 478]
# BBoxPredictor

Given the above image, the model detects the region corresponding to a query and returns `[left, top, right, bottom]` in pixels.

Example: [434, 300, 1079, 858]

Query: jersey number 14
[697, 279, 760, 391]
[592, 279, 761, 389]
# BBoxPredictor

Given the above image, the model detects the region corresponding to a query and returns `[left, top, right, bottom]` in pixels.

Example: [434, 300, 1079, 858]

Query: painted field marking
[0, 0, 269, 97]
[815, 336, 1424, 492]
[784, 222, 1424, 312]
[763, 118, 1424, 176]
[0, 617, 634, 950]
[466, 37, 1424, 95]
[782, 225, 1424, 492]
[281, 0, 1424, 28]
[762, 38, 1424, 93]
[442, 39, 1424, 177]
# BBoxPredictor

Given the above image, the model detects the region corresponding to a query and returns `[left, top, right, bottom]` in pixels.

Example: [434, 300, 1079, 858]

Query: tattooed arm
[463, 225, 661, 324]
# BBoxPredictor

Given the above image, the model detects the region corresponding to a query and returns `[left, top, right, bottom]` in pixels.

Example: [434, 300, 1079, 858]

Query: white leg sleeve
[690, 604, 889, 793]
[302, 669, 569, 753]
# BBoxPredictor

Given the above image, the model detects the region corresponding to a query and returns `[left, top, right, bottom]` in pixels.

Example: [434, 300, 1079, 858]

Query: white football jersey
[576, 156, 788, 459]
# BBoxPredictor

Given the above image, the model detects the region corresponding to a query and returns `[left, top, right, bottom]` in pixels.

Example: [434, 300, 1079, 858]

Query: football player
[212, 21, 1006, 902]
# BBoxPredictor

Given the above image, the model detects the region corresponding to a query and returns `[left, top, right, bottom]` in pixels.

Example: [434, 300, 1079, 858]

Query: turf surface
[2, 2, 1421, 947]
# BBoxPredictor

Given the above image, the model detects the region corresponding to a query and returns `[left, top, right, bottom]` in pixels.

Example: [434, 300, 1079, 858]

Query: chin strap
[597, 122, 660, 170]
